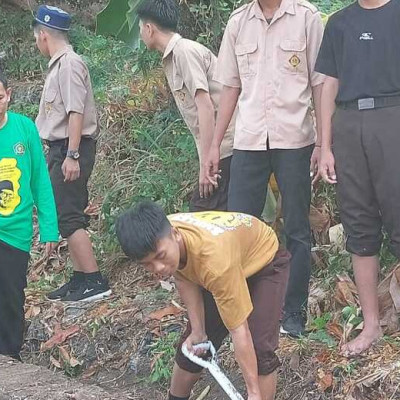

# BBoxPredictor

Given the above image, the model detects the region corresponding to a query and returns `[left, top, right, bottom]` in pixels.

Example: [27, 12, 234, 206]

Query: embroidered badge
[13, 143, 25, 156]
[176, 91, 186, 104]
[44, 15, 51, 22]
[289, 54, 301, 68]
[45, 102, 52, 115]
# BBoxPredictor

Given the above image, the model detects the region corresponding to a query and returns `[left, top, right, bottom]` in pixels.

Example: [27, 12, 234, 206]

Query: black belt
[45, 136, 94, 147]
[337, 95, 400, 111]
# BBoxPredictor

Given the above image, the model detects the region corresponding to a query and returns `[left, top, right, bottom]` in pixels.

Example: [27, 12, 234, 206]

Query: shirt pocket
[279, 39, 307, 75]
[235, 42, 258, 77]
[44, 87, 58, 118]
[173, 75, 191, 109]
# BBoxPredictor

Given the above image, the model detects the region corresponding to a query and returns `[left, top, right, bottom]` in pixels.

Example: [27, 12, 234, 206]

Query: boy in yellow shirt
[116, 202, 289, 400]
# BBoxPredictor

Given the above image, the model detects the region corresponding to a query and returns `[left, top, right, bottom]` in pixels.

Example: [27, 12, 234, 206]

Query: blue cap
[34, 5, 71, 31]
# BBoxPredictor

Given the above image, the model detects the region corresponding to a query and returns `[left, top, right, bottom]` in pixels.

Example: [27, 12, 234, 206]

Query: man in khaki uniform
[137, 0, 235, 211]
[207, 0, 325, 336]
[33, 5, 111, 301]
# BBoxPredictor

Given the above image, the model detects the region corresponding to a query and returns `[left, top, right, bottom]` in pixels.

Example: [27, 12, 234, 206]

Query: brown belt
[337, 95, 400, 111]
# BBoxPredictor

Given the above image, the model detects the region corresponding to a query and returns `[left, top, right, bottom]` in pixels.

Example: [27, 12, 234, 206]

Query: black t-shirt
[315, 0, 400, 102]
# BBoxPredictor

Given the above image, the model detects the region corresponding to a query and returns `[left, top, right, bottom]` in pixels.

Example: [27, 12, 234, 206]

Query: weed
[148, 331, 179, 385]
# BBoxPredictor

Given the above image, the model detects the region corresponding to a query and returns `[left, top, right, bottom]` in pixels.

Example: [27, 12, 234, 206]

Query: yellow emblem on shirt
[169, 211, 253, 236]
[0, 158, 21, 216]
[289, 54, 301, 68]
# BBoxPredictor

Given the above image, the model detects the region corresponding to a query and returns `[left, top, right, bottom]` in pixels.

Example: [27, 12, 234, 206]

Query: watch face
[73, 152, 80, 159]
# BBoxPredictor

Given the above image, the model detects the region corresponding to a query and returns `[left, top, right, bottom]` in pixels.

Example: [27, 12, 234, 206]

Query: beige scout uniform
[36, 46, 98, 141]
[215, 0, 325, 150]
[163, 34, 235, 161]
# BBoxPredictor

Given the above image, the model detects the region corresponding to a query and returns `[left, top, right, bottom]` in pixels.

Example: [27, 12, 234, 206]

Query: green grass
[148, 331, 180, 385]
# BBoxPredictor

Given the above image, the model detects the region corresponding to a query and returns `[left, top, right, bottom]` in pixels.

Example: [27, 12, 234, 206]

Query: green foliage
[308, 330, 337, 348]
[148, 332, 179, 385]
[186, 0, 246, 51]
[96, 0, 143, 48]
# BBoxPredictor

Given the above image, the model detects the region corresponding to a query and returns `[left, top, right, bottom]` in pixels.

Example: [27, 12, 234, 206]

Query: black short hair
[115, 201, 172, 261]
[137, 0, 179, 32]
[0, 71, 8, 90]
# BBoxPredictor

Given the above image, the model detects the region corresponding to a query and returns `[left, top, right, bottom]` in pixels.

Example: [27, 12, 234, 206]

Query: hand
[183, 332, 208, 356]
[199, 165, 216, 199]
[319, 147, 337, 184]
[310, 146, 322, 186]
[62, 157, 80, 182]
[45, 242, 57, 257]
[207, 144, 220, 179]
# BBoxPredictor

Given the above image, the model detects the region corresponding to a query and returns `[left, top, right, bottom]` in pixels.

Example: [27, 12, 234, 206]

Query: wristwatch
[66, 149, 80, 160]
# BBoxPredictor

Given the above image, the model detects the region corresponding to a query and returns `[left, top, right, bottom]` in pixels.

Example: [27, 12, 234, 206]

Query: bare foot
[341, 327, 383, 357]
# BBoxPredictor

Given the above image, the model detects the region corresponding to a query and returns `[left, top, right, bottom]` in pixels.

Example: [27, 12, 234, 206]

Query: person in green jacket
[0, 71, 59, 360]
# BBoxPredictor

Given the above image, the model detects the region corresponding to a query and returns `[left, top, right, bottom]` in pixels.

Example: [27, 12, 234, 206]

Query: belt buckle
[358, 98, 375, 110]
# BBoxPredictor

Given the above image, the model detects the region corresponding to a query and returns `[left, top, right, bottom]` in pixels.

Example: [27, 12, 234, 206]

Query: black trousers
[228, 146, 313, 313]
[0, 240, 29, 357]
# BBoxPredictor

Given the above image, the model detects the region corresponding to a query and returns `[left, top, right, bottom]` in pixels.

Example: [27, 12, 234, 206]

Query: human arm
[29, 123, 59, 249]
[175, 274, 207, 353]
[195, 89, 218, 198]
[62, 112, 83, 182]
[59, 59, 88, 182]
[230, 321, 262, 399]
[311, 83, 323, 184]
[207, 86, 240, 179]
[207, 18, 241, 178]
[319, 76, 339, 184]
[306, 10, 325, 185]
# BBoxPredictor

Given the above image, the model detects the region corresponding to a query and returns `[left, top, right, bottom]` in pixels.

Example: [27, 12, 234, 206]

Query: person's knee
[256, 350, 281, 375]
[346, 236, 382, 257]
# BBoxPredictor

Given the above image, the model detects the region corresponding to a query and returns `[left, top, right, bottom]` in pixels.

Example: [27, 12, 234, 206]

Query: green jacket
[0, 112, 58, 252]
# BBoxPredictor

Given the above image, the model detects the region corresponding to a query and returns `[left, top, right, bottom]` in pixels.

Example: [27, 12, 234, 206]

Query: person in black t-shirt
[315, 0, 400, 356]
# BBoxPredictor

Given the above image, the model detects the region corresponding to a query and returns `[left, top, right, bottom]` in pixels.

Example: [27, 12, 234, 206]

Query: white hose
[182, 341, 244, 400]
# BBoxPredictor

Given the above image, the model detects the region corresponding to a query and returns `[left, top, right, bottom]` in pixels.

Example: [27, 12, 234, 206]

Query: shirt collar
[163, 33, 182, 59]
[48, 45, 73, 68]
[249, 0, 295, 21]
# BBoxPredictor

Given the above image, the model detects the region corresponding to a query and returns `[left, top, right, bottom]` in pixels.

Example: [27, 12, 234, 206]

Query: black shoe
[47, 275, 81, 300]
[62, 277, 112, 302]
[280, 312, 306, 338]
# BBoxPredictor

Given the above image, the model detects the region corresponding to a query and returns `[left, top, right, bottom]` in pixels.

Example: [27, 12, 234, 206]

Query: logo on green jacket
[13, 143, 25, 156]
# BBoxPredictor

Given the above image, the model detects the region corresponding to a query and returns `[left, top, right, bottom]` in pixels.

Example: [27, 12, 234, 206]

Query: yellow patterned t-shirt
[169, 211, 279, 330]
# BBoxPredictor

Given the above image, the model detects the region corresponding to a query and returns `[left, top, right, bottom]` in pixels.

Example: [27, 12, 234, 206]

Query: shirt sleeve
[314, 18, 338, 78]
[28, 122, 59, 243]
[214, 19, 242, 88]
[174, 47, 210, 99]
[203, 266, 253, 330]
[59, 57, 88, 115]
[306, 11, 326, 86]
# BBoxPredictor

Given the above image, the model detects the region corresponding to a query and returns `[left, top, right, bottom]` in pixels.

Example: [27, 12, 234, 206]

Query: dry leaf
[327, 322, 344, 340]
[317, 369, 333, 392]
[50, 355, 62, 369]
[160, 280, 174, 292]
[42, 325, 80, 350]
[69, 356, 82, 368]
[310, 205, 330, 233]
[196, 386, 211, 400]
[146, 305, 183, 321]
[289, 351, 300, 370]
[335, 280, 357, 307]
[59, 346, 71, 363]
[25, 305, 41, 319]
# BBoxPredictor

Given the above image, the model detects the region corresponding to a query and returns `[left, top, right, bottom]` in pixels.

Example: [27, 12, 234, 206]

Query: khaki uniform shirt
[163, 34, 235, 161]
[36, 46, 98, 141]
[215, 0, 325, 150]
